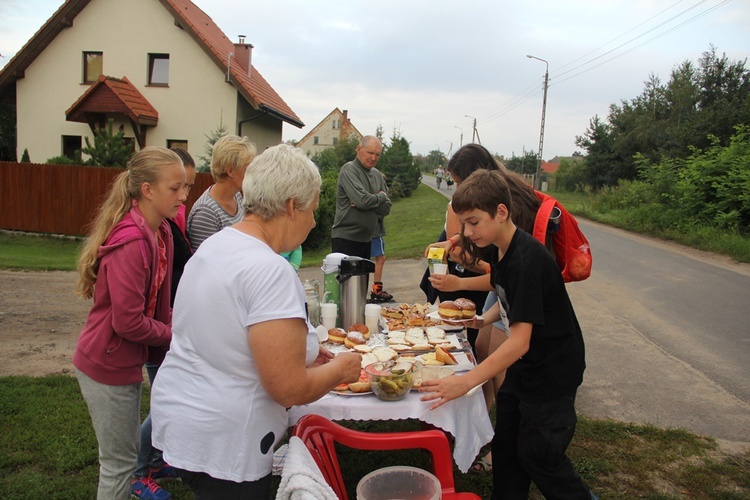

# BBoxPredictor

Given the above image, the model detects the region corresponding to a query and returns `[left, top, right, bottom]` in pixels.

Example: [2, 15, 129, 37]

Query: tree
[504, 149, 538, 176]
[574, 45, 750, 189]
[198, 119, 228, 173]
[80, 118, 134, 167]
[575, 115, 621, 189]
[378, 133, 419, 199]
[20, 148, 30, 163]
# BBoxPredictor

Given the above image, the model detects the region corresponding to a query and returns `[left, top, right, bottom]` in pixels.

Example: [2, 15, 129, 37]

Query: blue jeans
[134, 363, 163, 477]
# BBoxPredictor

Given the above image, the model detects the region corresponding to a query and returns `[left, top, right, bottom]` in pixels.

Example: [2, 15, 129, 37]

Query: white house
[0, 0, 303, 162]
[296, 108, 362, 157]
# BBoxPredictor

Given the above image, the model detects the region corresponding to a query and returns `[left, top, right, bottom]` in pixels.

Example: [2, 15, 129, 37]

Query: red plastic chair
[292, 414, 481, 500]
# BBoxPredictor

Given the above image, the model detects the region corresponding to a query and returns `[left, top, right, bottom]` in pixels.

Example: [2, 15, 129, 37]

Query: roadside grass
[0, 232, 81, 271]
[301, 183, 447, 268]
[1, 375, 747, 499]
[550, 191, 750, 263]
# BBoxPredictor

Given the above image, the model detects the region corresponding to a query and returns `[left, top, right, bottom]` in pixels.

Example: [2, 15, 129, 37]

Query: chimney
[342, 110, 348, 121]
[233, 35, 253, 77]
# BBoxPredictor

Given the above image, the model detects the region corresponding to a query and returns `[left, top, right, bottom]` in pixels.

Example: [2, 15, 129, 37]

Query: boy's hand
[428, 273, 460, 292]
[419, 375, 473, 409]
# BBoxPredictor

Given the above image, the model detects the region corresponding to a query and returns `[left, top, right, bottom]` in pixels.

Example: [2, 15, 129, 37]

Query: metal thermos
[337, 256, 375, 330]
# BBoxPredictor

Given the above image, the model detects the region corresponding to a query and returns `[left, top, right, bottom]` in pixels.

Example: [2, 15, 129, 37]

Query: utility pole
[454, 126, 463, 148]
[465, 115, 477, 143]
[527, 55, 549, 191]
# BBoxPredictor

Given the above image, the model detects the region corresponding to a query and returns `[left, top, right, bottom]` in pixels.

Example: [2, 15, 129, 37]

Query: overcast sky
[1, 0, 748, 159]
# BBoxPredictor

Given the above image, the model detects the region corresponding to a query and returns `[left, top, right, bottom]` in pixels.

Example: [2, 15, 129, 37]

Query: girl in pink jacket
[73, 147, 186, 500]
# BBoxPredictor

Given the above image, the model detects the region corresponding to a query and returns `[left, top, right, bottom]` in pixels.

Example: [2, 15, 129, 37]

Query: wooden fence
[0, 162, 213, 236]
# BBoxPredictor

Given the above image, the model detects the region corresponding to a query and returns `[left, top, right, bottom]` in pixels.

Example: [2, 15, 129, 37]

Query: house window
[167, 139, 188, 150]
[332, 120, 339, 129]
[148, 54, 170, 86]
[332, 138, 338, 146]
[62, 135, 82, 159]
[313, 136, 319, 145]
[83, 52, 103, 84]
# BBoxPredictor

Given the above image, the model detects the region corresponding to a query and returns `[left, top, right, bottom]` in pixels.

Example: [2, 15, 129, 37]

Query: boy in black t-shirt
[420, 169, 594, 499]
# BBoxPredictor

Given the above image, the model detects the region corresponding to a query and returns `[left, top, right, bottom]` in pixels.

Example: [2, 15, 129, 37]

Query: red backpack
[532, 191, 592, 282]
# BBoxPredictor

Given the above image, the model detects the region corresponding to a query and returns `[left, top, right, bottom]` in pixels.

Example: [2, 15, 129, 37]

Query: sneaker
[131, 476, 171, 500]
[369, 289, 394, 303]
[150, 464, 180, 482]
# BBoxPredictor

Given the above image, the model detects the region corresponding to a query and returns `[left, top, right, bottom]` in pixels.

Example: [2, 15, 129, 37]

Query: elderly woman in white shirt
[151, 144, 362, 498]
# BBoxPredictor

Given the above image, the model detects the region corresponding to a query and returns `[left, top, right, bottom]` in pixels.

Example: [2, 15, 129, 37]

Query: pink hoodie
[73, 207, 174, 385]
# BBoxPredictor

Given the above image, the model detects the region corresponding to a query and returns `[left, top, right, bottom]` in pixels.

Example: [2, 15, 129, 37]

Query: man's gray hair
[241, 144, 321, 220]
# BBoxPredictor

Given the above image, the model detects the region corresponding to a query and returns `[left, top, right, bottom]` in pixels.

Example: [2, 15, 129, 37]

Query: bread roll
[348, 323, 370, 340]
[348, 381, 372, 393]
[328, 327, 347, 344]
[437, 301, 462, 320]
[344, 331, 366, 349]
[454, 298, 476, 319]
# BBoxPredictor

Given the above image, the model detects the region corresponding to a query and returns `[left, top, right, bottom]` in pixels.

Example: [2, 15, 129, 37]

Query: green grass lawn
[1, 375, 747, 499]
[0, 233, 81, 271]
[301, 183, 448, 268]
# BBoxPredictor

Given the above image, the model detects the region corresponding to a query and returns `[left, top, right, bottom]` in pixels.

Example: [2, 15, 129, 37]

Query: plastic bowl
[364, 360, 417, 402]
[356, 465, 441, 500]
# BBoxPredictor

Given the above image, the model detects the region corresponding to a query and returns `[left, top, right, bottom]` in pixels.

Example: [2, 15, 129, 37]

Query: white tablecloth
[287, 386, 494, 473]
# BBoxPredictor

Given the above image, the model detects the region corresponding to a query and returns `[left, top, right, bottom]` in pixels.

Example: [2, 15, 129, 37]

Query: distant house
[0, 0, 303, 162]
[296, 108, 362, 157]
[541, 161, 560, 174]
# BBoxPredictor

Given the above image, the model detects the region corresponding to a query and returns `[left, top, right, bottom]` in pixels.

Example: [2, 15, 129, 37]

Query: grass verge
[550, 191, 750, 263]
[1, 375, 747, 499]
[0, 232, 81, 271]
[301, 183, 448, 268]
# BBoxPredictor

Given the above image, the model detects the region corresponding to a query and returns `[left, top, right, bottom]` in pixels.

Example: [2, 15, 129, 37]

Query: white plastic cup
[320, 303, 337, 330]
[431, 263, 448, 275]
[364, 304, 381, 334]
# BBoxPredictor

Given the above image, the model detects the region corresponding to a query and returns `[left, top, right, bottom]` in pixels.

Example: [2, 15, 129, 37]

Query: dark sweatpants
[331, 237, 371, 259]
[491, 390, 592, 500]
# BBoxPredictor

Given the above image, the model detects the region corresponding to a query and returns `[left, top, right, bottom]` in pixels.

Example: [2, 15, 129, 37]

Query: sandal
[471, 454, 493, 472]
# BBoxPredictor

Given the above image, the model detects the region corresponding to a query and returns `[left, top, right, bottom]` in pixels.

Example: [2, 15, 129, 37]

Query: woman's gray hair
[242, 143, 321, 220]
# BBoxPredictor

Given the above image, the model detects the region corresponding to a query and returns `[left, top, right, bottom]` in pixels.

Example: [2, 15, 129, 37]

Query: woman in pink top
[73, 147, 187, 500]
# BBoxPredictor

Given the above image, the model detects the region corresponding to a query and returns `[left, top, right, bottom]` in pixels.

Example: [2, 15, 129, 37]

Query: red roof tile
[161, 0, 303, 126]
[66, 75, 158, 125]
[541, 161, 559, 174]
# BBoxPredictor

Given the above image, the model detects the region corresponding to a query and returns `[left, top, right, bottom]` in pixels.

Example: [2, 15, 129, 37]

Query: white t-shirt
[151, 228, 319, 482]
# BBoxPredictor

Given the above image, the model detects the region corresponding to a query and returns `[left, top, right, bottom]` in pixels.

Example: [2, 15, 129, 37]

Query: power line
[551, 0, 732, 87]
[477, 80, 542, 124]
[555, 0, 688, 74]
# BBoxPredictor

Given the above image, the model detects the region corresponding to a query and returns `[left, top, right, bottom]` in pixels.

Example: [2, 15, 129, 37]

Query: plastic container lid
[356, 466, 441, 500]
[322, 252, 349, 273]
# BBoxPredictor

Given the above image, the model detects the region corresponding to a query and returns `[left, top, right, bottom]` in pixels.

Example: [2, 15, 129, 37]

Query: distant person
[73, 147, 185, 500]
[445, 173, 454, 190]
[187, 135, 256, 249]
[130, 148, 197, 500]
[280, 245, 303, 272]
[436, 165, 444, 189]
[420, 169, 594, 499]
[151, 144, 361, 498]
[331, 135, 391, 260]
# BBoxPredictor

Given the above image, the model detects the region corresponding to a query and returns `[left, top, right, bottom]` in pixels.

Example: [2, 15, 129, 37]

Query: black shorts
[331, 238, 371, 259]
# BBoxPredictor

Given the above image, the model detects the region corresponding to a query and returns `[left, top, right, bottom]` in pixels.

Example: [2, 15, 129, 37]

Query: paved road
[302, 178, 750, 448]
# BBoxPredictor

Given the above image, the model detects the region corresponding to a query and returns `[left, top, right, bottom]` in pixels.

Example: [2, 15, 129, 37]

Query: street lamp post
[454, 126, 463, 148]
[464, 115, 477, 143]
[527, 54, 549, 191]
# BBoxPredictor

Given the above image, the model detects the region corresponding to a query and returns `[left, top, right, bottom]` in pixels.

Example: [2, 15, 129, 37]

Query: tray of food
[381, 302, 463, 332]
